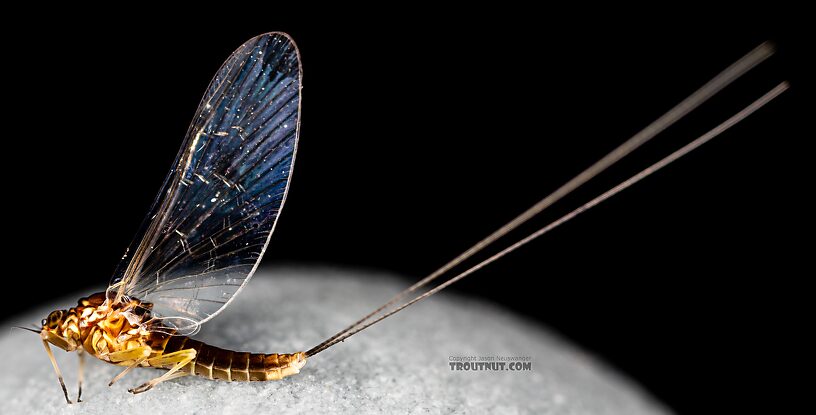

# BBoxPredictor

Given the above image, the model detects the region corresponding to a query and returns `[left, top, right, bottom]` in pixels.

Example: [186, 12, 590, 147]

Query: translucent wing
[107, 33, 301, 331]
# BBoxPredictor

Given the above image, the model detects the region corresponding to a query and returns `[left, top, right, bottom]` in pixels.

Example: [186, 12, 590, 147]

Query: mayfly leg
[128, 349, 197, 394]
[105, 345, 151, 386]
[42, 340, 71, 404]
[108, 357, 147, 387]
[77, 349, 85, 402]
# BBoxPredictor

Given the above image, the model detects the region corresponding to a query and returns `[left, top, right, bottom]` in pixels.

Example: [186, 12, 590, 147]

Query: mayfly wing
[106, 33, 301, 333]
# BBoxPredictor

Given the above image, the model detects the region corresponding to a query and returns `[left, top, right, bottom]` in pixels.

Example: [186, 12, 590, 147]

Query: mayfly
[22, 32, 787, 404]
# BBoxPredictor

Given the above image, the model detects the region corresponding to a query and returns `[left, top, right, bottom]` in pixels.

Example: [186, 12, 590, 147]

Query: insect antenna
[306, 43, 786, 357]
[12, 326, 41, 333]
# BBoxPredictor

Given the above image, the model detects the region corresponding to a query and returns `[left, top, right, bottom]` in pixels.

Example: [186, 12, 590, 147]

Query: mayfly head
[40, 309, 79, 351]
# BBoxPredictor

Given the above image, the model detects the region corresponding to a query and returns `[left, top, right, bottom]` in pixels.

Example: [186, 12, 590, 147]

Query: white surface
[0, 267, 671, 414]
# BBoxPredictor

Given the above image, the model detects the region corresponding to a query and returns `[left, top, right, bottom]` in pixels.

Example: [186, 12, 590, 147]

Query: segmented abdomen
[162, 336, 306, 381]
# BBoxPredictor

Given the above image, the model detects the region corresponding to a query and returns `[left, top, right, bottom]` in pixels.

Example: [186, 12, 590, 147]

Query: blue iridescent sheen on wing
[108, 33, 301, 330]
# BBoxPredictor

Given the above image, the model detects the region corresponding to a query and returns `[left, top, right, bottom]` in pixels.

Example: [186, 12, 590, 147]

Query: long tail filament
[307, 43, 787, 357]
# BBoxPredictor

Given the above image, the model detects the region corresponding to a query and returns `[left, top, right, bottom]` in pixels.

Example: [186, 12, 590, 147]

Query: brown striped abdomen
[162, 336, 307, 381]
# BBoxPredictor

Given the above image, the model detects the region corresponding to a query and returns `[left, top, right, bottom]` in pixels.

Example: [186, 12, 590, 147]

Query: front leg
[41, 340, 71, 404]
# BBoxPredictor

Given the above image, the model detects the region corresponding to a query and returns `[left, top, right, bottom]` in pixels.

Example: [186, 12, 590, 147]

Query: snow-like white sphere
[0, 268, 669, 414]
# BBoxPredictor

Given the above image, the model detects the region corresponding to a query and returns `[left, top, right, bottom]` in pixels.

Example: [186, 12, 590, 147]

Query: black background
[2, 13, 808, 414]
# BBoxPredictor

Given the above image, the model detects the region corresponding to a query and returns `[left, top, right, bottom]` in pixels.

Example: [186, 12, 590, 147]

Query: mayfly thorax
[23, 32, 787, 404]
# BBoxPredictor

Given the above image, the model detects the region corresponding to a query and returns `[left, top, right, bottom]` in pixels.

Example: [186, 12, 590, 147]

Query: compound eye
[47, 311, 62, 328]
